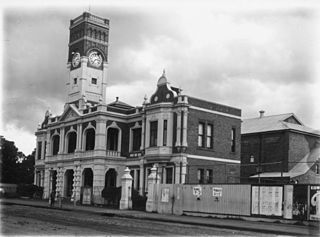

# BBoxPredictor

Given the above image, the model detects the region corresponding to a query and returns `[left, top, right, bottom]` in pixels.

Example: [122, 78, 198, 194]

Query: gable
[284, 115, 302, 125]
[59, 104, 81, 121]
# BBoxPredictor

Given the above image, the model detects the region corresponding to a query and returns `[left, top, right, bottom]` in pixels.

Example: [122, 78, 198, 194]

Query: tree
[1, 137, 35, 184]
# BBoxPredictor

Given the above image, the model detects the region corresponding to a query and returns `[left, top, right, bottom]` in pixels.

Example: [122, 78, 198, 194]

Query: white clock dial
[88, 51, 102, 67]
[72, 52, 80, 67]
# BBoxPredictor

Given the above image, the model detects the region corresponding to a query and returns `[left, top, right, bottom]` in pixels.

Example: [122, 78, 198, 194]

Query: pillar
[95, 118, 106, 151]
[139, 160, 144, 195]
[182, 109, 188, 147]
[34, 168, 37, 185]
[174, 162, 181, 184]
[72, 165, 81, 203]
[76, 124, 82, 151]
[158, 119, 163, 147]
[43, 169, 50, 199]
[56, 167, 64, 198]
[134, 169, 138, 190]
[146, 165, 160, 212]
[41, 139, 45, 159]
[175, 110, 181, 147]
[58, 127, 65, 154]
[120, 167, 133, 210]
[93, 162, 105, 204]
[140, 115, 145, 150]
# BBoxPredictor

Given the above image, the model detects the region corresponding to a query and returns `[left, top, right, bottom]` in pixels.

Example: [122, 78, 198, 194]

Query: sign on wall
[212, 187, 222, 197]
[161, 188, 170, 203]
[251, 186, 283, 216]
[310, 185, 320, 221]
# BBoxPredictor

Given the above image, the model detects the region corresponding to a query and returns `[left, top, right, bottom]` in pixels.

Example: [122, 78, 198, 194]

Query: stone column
[41, 140, 45, 159]
[181, 160, 188, 184]
[43, 169, 50, 199]
[175, 110, 181, 147]
[120, 167, 133, 210]
[140, 115, 145, 150]
[93, 161, 105, 204]
[145, 119, 150, 148]
[158, 119, 163, 147]
[34, 169, 37, 185]
[134, 169, 138, 190]
[58, 127, 65, 154]
[146, 165, 160, 212]
[95, 118, 107, 153]
[76, 124, 83, 152]
[56, 167, 64, 198]
[182, 109, 188, 147]
[139, 160, 144, 195]
[72, 165, 81, 203]
[174, 162, 181, 184]
[46, 131, 51, 155]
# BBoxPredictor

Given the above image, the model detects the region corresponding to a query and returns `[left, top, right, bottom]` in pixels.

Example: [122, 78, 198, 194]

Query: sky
[1, 0, 320, 155]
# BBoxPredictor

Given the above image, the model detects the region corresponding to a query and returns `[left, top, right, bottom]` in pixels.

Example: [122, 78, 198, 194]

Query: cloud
[2, 5, 319, 155]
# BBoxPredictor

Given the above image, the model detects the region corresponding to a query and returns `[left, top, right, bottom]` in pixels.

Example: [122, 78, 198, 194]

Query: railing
[106, 150, 121, 157]
[129, 151, 143, 158]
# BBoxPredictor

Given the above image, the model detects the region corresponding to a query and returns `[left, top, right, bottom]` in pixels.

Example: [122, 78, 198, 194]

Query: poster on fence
[161, 188, 170, 203]
[251, 186, 283, 216]
[193, 186, 202, 198]
[310, 185, 320, 221]
[212, 187, 222, 197]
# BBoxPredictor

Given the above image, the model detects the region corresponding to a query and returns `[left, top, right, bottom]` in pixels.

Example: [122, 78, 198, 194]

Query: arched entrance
[64, 169, 74, 197]
[67, 132, 77, 153]
[51, 170, 57, 192]
[82, 168, 93, 187]
[105, 169, 117, 188]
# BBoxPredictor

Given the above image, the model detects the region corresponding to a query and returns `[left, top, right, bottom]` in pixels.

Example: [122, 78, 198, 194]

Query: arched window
[105, 169, 117, 188]
[52, 135, 60, 155]
[67, 132, 77, 153]
[85, 128, 95, 151]
[107, 128, 119, 151]
[82, 168, 93, 187]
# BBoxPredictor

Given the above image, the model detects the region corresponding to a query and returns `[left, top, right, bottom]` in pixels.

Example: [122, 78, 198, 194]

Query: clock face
[88, 51, 103, 67]
[72, 52, 80, 67]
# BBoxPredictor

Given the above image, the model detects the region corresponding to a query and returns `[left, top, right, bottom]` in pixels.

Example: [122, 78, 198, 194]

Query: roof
[107, 98, 134, 110]
[250, 142, 320, 178]
[242, 113, 320, 136]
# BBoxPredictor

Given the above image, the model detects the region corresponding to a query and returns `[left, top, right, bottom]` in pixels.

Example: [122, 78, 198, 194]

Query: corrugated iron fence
[151, 183, 320, 221]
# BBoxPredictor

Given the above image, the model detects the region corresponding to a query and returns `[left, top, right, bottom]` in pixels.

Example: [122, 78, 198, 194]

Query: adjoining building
[241, 111, 320, 184]
[34, 12, 241, 204]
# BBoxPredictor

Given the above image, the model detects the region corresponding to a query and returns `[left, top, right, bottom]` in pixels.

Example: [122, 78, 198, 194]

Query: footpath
[1, 198, 319, 236]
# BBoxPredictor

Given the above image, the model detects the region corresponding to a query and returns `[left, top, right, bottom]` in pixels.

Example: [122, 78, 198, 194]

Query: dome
[157, 69, 168, 86]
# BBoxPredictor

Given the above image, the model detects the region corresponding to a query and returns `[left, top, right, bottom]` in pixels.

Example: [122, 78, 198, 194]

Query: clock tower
[66, 12, 109, 108]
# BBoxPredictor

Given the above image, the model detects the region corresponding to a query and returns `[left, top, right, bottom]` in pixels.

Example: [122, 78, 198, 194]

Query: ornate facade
[34, 12, 242, 204]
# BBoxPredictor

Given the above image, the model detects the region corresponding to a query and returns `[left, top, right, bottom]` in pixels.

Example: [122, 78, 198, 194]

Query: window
[231, 128, 236, 152]
[163, 120, 167, 146]
[107, 128, 119, 151]
[166, 167, 173, 184]
[67, 132, 77, 153]
[150, 121, 158, 147]
[52, 135, 60, 155]
[197, 169, 204, 184]
[206, 169, 213, 183]
[37, 142, 42, 160]
[73, 78, 77, 84]
[198, 123, 205, 147]
[91, 78, 97, 84]
[132, 128, 141, 151]
[85, 128, 95, 151]
[206, 124, 213, 148]
[316, 164, 319, 175]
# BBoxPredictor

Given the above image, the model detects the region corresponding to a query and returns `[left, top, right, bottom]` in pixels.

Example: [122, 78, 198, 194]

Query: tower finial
[162, 69, 166, 77]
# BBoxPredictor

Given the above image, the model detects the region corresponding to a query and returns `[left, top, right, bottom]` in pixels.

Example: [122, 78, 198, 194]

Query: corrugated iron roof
[242, 113, 320, 136]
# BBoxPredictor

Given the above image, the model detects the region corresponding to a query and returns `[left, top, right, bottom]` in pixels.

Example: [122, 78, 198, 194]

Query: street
[1, 203, 276, 236]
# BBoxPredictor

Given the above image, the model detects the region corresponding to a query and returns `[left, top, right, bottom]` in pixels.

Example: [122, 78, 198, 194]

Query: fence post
[120, 167, 133, 210]
[146, 165, 160, 212]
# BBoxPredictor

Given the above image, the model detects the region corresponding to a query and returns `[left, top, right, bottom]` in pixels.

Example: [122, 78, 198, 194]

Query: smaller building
[241, 111, 320, 184]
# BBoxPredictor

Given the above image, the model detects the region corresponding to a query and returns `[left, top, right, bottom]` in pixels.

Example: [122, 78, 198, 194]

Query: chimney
[116, 97, 119, 102]
[259, 110, 265, 118]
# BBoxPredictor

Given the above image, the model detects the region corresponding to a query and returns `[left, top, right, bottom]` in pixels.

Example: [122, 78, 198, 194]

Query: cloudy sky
[1, 0, 320, 155]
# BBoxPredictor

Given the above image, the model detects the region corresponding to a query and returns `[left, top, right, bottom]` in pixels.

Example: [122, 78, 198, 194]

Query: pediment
[59, 104, 81, 122]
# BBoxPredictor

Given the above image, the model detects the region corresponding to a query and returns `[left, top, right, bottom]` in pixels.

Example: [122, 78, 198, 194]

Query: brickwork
[186, 158, 240, 184]
[187, 108, 241, 160]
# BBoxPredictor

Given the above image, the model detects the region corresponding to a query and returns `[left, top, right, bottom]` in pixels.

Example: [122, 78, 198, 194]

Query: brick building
[241, 111, 320, 184]
[34, 12, 241, 204]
